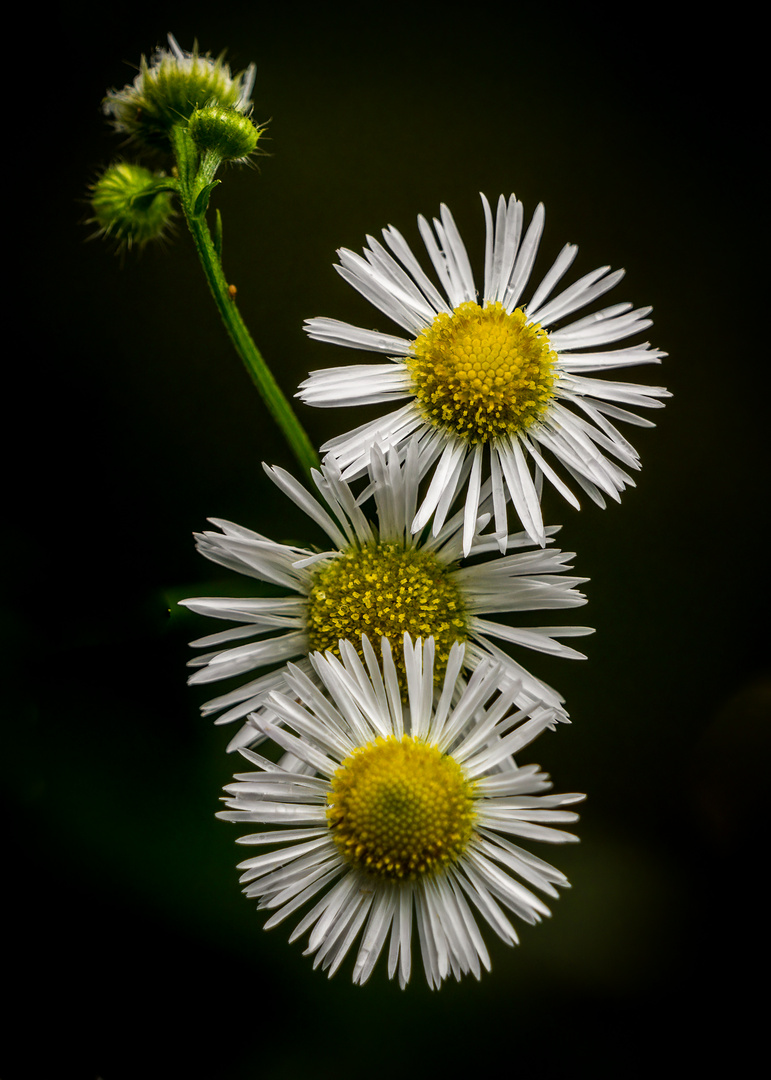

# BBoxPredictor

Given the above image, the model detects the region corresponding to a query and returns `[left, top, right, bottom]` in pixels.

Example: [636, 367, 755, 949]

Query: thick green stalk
[170, 124, 319, 477]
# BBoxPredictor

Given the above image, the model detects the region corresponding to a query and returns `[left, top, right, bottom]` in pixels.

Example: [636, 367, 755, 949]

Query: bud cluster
[102, 34, 256, 151]
[92, 34, 263, 254]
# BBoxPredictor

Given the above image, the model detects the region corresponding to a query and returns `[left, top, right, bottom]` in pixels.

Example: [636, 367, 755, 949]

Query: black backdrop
[6, 5, 766, 1077]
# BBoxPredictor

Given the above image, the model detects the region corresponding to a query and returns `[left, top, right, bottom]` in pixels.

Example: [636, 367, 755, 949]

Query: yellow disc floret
[406, 300, 558, 443]
[327, 736, 476, 880]
[306, 542, 467, 683]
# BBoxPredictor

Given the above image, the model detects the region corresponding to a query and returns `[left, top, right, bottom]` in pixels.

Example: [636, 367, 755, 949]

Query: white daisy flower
[218, 634, 585, 988]
[103, 34, 256, 150]
[181, 444, 592, 751]
[300, 193, 669, 552]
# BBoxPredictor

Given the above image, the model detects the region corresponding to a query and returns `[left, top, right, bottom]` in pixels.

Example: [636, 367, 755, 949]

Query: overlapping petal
[181, 445, 592, 750]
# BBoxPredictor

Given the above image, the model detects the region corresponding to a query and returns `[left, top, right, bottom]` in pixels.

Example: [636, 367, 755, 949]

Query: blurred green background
[6, 4, 766, 1077]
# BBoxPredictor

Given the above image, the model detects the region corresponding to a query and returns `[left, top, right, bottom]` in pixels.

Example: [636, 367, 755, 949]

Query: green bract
[102, 34, 256, 151]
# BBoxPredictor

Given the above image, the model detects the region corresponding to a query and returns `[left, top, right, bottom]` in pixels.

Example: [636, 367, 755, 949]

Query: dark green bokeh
[6, 5, 766, 1077]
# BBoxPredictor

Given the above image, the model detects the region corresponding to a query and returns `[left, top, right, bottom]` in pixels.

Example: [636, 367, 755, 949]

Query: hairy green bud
[189, 105, 261, 162]
[90, 162, 175, 249]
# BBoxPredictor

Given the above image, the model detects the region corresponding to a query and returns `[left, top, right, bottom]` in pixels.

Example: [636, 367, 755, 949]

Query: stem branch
[170, 124, 319, 478]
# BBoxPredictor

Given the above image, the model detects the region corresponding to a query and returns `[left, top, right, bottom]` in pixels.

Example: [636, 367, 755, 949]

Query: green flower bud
[188, 105, 261, 162]
[103, 34, 256, 151]
[89, 162, 175, 249]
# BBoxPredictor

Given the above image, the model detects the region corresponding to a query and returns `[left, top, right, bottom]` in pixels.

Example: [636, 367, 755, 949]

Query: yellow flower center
[306, 543, 467, 683]
[406, 300, 558, 442]
[327, 736, 476, 880]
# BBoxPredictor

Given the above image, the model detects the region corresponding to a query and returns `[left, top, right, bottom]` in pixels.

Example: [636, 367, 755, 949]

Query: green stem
[170, 124, 319, 478]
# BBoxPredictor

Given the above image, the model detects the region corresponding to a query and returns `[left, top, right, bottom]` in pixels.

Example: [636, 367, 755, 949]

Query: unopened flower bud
[90, 162, 175, 249]
[189, 105, 261, 162]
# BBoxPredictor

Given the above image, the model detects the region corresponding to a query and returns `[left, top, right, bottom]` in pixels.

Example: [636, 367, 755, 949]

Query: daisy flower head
[103, 34, 256, 151]
[218, 635, 585, 988]
[180, 443, 592, 750]
[300, 193, 669, 552]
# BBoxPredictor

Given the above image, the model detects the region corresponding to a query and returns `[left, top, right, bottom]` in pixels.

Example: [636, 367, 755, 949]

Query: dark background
[6, 4, 766, 1077]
